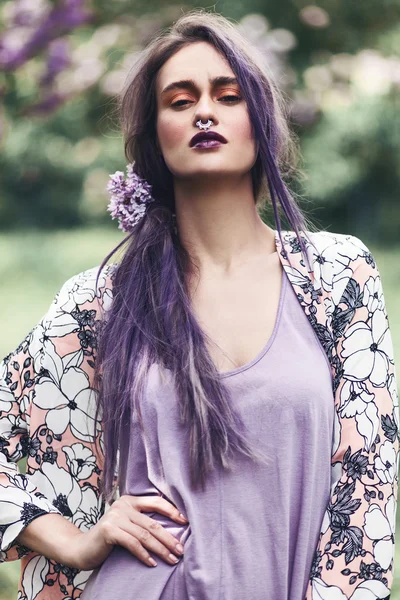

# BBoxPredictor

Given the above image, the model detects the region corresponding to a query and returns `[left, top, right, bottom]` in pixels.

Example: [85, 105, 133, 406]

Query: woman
[0, 9, 398, 600]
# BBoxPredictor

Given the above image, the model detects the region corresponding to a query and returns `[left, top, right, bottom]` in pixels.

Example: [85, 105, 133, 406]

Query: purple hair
[93, 9, 317, 503]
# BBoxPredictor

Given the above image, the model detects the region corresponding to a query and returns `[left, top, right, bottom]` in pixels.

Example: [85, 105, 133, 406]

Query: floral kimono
[0, 229, 398, 600]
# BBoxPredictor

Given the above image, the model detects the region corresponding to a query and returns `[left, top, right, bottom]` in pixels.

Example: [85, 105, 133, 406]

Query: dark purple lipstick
[189, 131, 227, 148]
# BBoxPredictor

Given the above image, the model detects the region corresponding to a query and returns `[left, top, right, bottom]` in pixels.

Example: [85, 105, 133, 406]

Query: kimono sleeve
[0, 266, 112, 563]
[304, 236, 399, 599]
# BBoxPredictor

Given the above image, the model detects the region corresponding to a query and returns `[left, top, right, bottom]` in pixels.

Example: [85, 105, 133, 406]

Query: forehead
[156, 42, 235, 93]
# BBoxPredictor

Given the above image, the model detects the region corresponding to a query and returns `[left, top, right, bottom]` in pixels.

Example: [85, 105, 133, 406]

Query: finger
[111, 527, 159, 568]
[121, 495, 189, 524]
[117, 521, 183, 567]
[128, 512, 186, 557]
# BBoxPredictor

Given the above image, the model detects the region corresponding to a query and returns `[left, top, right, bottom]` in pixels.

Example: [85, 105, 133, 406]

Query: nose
[193, 94, 218, 128]
[193, 113, 217, 130]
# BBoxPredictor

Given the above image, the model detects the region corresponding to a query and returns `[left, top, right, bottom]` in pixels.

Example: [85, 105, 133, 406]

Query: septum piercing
[196, 119, 214, 130]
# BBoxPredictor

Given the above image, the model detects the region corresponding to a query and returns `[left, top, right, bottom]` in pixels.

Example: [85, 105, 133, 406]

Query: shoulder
[304, 229, 372, 260]
[279, 229, 372, 263]
[46, 263, 118, 319]
[303, 230, 378, 292]
[279, 229, 380, 304]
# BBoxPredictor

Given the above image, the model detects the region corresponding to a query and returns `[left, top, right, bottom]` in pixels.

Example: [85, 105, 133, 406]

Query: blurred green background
[0, 0, 399, 597]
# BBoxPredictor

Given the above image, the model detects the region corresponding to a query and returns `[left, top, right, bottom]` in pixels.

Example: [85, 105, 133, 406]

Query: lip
[189, 131, 227, 148]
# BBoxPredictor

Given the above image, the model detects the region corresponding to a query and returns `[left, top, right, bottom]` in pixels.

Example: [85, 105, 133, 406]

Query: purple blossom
[9, 0, 49, 29]
[40, 38, 71, 87]
[21, 92, 67, 116]
[0, 0, 94, 72]
[106, 162, 155, 232]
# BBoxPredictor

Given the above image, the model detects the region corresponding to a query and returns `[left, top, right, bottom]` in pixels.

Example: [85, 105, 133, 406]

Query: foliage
[300, 91, 400, 242]
[0, 1, 399, 239]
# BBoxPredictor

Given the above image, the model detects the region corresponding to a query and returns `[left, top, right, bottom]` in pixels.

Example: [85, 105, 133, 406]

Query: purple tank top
[81, 268, 334, 600]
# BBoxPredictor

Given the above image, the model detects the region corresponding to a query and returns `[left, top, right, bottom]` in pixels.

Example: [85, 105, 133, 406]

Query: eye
[171, 94, 242, 108]
[171, 99, 192, 107]
[219, 95, 241, 102]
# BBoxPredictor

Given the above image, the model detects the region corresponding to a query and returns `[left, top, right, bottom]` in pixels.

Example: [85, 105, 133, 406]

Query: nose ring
[196, 119, 214, 131]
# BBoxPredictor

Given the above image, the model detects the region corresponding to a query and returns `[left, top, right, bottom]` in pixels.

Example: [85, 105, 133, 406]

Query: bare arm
[15, 494, 189, 571]
[15, 513, 84, 567]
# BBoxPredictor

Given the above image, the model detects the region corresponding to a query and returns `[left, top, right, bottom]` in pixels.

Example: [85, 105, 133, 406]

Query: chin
[167, 155, 254, 179]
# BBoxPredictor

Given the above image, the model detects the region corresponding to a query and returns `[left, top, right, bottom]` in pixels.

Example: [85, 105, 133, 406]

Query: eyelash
[171, 95, 242, 107]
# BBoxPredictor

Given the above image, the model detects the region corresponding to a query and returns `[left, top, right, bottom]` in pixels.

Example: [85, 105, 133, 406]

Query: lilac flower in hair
[106, 161, 155, 232]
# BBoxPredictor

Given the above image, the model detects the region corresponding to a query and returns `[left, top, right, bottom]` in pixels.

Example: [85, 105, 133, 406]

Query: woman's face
[155, 41, 258, 181]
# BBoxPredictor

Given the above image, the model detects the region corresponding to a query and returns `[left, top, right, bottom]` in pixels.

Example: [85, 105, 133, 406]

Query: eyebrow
[161, 76, 239, 96]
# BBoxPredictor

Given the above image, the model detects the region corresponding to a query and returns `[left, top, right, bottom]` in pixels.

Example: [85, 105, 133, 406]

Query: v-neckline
[218, 229, 287, 379]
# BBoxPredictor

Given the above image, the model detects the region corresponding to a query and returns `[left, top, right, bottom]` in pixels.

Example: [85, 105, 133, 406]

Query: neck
[173, 174, 276, 277]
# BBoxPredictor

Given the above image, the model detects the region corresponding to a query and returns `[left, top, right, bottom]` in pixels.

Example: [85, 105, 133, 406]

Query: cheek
[233, 112, 258, 166]
[234, 111, 254, 145]
[157, 114, 187, 151]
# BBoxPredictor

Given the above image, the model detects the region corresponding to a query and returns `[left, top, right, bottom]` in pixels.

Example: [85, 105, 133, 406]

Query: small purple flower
[106, 161, 155, 232]
[40, 38, 71, 87]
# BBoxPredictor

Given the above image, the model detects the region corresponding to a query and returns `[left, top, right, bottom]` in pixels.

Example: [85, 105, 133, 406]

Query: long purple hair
[93, 9, 317, 503]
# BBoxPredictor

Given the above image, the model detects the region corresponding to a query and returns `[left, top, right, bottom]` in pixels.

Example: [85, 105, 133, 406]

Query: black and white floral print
[0, 232, 398, 600]
[277, 231, 398, 599]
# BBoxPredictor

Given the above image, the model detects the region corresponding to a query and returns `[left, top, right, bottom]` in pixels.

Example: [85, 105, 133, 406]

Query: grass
[0, 228, 399, 597]
[0, 228, 124, 357]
